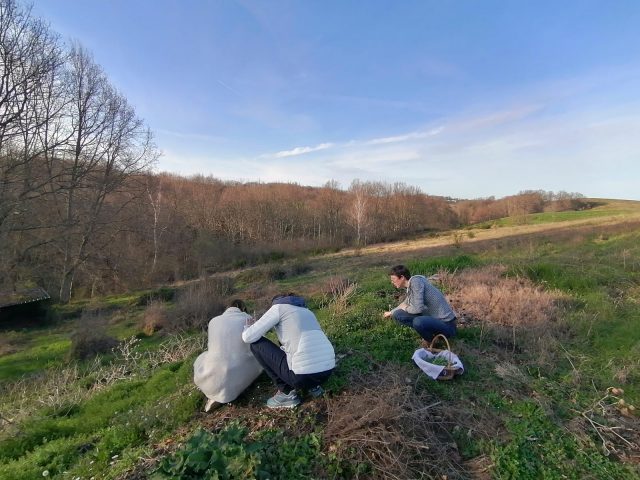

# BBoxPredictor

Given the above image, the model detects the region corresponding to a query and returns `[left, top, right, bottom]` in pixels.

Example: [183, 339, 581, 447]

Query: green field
[1, 200, 639, 479]
[471, 199, 640, 229]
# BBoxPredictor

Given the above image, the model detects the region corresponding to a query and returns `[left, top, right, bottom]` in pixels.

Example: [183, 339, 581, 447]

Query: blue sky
[31, 0, 640, 199]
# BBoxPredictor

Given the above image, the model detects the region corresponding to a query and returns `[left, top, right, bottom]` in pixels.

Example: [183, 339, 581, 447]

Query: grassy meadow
[1, 199, 639, 479]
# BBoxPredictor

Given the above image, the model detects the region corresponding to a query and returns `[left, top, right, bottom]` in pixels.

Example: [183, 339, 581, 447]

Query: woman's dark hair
[389, 265, 411, 280]
[229, 299, 248, 313]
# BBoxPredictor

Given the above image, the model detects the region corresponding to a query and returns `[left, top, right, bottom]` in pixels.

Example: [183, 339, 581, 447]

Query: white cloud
[366, 127, 443, 145]
[272, 142, 335, 158]
[158, 73, 640, 201]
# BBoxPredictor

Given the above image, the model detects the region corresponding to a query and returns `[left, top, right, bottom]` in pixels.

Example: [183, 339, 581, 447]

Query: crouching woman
[242, 294, 335, 408]
[194, 299, 263, 412]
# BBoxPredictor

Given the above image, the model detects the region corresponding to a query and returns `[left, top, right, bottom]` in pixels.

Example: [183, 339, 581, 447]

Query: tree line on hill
[0, 0, 586, 302]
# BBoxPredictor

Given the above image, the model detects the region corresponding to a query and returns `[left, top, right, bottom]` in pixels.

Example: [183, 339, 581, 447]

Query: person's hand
[383, 311, 392, 319]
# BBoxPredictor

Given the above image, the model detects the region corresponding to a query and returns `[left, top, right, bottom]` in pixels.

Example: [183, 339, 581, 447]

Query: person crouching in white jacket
[194, 299, 263, 412]
[242, 294, 335, 409]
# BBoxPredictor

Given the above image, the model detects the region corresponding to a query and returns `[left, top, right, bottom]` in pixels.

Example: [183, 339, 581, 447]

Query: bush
[68, 310, 119, 360]
[170, 277, 234, 332]
[140, 300, 170, 336]
[320, 276, 357, 317]
[440, 265, 568, 358]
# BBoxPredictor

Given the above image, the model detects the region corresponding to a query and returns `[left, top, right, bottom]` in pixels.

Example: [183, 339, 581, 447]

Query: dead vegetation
[571, 387, 640, 464]
[324, 363, 468, 479]
[162, 276, 234, 332]
[438, 265, 568, 357]
[321, 276, 358, 317]
[141, 300, 170, 335]
[68, 310, 119, 360]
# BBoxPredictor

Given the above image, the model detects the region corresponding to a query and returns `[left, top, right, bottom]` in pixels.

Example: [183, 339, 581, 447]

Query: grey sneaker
[266, 390, 301, 409]
[308, 385, 324, 398]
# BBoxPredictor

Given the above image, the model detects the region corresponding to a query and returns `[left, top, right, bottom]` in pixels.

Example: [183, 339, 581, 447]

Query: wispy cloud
[216, 79, 241, 96]
[366, 127, 443, 145]
[271, 142, 335, 158]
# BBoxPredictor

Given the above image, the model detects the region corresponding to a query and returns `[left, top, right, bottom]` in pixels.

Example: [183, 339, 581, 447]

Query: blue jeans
[392, 309, 457, 342]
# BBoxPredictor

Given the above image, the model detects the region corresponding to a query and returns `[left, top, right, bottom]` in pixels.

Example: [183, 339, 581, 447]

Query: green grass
[472, 207, 631, 229]
[490, 400, 632, 479]
[0, 333, 71, 379]
[0, 357, 200, 479]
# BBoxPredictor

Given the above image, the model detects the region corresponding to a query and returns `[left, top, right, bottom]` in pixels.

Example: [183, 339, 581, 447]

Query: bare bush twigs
[171, 277, 234, 332]
[324, 365, 467, 479]
[572, 388, 639, 461]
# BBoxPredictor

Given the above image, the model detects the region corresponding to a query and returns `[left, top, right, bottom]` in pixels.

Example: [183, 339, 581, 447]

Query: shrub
[141, 300, 170, 336]
[68, 310, 119, 360]
[439, 265, 567, 357]
[288, 260, 312, 277]
[137, 287, 176, 306]
[170, 277, 233, 332]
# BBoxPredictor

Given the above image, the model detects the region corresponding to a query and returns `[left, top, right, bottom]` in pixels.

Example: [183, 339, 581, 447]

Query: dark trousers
[249, 337, 333, 393]
[392, 309, 457, 342]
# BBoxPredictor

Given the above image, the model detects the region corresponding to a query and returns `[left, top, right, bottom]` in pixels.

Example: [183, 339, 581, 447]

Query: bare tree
[56, 45, 156, 302]
[0, 0, 66, 288]
[348, 180, 371, 246]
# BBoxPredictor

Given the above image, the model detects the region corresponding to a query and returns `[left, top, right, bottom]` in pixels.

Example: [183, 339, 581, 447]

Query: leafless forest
[0, 0, 584, 302]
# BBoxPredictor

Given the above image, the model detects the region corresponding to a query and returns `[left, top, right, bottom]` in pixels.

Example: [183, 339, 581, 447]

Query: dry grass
[321, 276, 358, 317]
[324, 363, 468, 479]
[438, 265, 567, 357]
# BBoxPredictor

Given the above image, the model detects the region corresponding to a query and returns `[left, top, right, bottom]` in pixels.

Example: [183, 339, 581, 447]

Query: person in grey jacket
[194, 299, 262, 412]
[242, 294, 335, 408]
[383, 265, 457, 343]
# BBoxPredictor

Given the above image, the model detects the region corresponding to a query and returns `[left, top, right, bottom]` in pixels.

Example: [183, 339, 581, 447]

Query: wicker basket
[422, 334, 460, 381]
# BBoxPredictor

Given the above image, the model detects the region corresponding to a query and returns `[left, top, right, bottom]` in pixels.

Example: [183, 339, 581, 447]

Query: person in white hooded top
[193, 299, 262, 412]
[242, 294, 335, 408]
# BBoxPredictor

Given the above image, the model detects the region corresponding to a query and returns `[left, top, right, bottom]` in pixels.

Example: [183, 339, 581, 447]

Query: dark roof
[0, 287, 51, 309]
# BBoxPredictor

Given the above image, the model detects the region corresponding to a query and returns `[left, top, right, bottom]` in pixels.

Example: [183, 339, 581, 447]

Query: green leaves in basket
[428, 357, 449, 367]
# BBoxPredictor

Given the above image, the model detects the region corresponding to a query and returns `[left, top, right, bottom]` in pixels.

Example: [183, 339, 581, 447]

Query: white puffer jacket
[242, 304, 335, 374]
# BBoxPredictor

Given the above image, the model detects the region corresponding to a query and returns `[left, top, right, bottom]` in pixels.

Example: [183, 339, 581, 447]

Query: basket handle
[430, 334, 451, 351]
[429, 334, 453, 368]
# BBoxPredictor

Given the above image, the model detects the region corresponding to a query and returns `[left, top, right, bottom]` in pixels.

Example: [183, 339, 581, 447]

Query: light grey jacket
[242, 304, 335, 374]
[193, 307, 262, 403]
[392, 275, 456, 321]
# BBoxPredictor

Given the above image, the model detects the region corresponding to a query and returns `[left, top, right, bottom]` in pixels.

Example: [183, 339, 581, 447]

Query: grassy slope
[1, 199, 639, 479]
